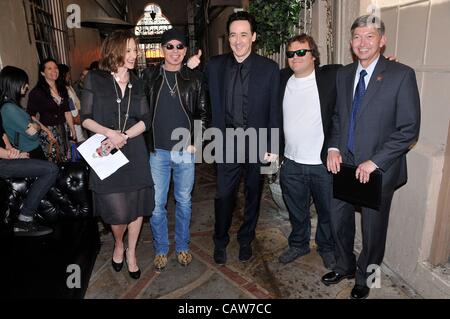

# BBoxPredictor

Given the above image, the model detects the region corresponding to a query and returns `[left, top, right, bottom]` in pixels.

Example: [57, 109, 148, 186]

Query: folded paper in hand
[77, 133, 129, 180]
[333, 163, 382, 210]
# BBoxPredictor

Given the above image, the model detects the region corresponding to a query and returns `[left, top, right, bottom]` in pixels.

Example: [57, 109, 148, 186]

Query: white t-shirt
[283, 70, 324, 165]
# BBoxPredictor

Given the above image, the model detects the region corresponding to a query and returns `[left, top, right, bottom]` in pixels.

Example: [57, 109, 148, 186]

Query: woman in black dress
[27, 58, 77, 162]
[81, 30, 154, 280]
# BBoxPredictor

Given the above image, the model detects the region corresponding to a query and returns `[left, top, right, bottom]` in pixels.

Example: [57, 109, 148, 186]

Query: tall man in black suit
[278, 34, 341, 269]
[322, 15, 420, 299]
[205, 11, 280, 265]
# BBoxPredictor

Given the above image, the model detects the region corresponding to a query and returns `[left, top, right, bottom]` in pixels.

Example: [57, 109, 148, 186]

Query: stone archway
[135, 3, 173, 69]
[128, 0, 189, 26]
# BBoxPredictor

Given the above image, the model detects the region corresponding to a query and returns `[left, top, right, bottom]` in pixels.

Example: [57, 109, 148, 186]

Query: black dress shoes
[128, 268, 141, 280]
[111, 251, 124, 272]
[112, 247, 125, 272]
[214, 248, 227, 265]
[350, 285, 370, 299]
[111, 258, 124, 272]
[239, 245, 253, 263]
[321, 271, 355, 286]
[125, 248, 141, 280]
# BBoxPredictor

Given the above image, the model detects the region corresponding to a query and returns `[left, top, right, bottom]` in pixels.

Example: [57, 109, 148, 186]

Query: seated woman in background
[0, 66, 46, 160]
[27, 58, 77, 162]
[0, 109, 58, 236]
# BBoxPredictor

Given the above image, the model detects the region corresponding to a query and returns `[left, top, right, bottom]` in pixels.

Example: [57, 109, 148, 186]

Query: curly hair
[37, 58, 68, 100]
[99, 30, 138, 73]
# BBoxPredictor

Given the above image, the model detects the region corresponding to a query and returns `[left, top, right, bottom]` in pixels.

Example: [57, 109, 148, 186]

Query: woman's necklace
[49, 85, 62, 105]
[163, 68, 178, 97]
[112, 73, 132, 133]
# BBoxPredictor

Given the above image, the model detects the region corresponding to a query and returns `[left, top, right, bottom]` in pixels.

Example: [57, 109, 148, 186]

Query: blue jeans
[279, 159, 335, 255]
[0, 159, 58, 218]
[149, 149, 195, 255]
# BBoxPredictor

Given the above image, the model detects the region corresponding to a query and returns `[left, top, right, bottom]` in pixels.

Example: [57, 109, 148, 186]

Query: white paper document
[77, 133, 129, 180]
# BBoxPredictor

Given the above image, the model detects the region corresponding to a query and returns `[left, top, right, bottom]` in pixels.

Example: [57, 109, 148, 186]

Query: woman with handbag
[0, 66, 46, 160]
[27, 58, 77, 162]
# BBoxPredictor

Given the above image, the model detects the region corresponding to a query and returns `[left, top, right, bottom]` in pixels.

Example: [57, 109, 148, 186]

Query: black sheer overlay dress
[80, 70, 154, 225]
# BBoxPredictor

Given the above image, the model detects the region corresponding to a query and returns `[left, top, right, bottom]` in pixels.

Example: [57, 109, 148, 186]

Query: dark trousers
[0, 159, 58, 218]
[331, 152, 393, 285]
[279, 159, 335, 255]
[214, 162, 264, 249]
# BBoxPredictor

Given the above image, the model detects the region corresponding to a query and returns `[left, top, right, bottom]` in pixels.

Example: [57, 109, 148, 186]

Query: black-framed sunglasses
[286, 49, 313, 58]
[163, 43, 185, 50]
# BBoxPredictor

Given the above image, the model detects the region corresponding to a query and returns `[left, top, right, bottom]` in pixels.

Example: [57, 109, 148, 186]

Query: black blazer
[279, 64, 342, 164]
[205, 53, 280, 156]
[330, 56, 421, 191]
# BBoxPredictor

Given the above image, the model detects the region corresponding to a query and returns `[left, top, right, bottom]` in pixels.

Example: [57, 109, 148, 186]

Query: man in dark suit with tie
[205, 11, 280, 265]
[321, 15, 420, 299]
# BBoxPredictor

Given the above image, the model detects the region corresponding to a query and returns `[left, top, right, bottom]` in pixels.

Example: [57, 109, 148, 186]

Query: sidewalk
[85, 163, 420, 299]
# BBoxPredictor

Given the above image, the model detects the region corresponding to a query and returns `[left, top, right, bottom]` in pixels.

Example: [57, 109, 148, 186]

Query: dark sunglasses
[286, 49, 313, 58]
[163, 43, 185, 50]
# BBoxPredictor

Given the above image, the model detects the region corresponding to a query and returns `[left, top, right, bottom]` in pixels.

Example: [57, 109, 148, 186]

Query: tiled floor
[85, 163, 420, 299]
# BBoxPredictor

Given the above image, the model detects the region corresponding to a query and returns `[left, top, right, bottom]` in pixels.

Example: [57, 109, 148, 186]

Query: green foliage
[248, 0, 314, 55]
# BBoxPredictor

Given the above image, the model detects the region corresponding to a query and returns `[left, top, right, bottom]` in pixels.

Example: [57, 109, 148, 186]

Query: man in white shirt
[278, 34, 342, 270]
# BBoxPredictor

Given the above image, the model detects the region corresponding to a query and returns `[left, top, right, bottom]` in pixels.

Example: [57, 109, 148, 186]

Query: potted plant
[248, 0, 315, 55]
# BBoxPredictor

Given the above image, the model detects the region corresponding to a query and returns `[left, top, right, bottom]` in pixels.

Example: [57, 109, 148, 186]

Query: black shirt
[27, 85, 70, 126]
[80, 70, 153, 193]
[225, 54, 252, 128]
[153, 70, 190, 151]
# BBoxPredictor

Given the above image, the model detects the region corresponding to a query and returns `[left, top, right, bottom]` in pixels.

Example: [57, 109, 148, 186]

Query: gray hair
[351, 15, 385, 36]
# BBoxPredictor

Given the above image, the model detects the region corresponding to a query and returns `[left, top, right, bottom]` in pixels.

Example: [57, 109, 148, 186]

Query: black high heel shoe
[125, 248, 141, 280]
[111, 258, 124, 272]
[111, 250, 124, 272]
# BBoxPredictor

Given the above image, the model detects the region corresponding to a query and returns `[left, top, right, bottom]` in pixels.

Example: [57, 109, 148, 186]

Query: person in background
[88, 60, 99, 71]
[27, 58, 77, 162]
[73, 68, 89, 98]
[0, 105, 58, 236]
[0, 66, 46, 160]
[58, 64, 87, 143]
